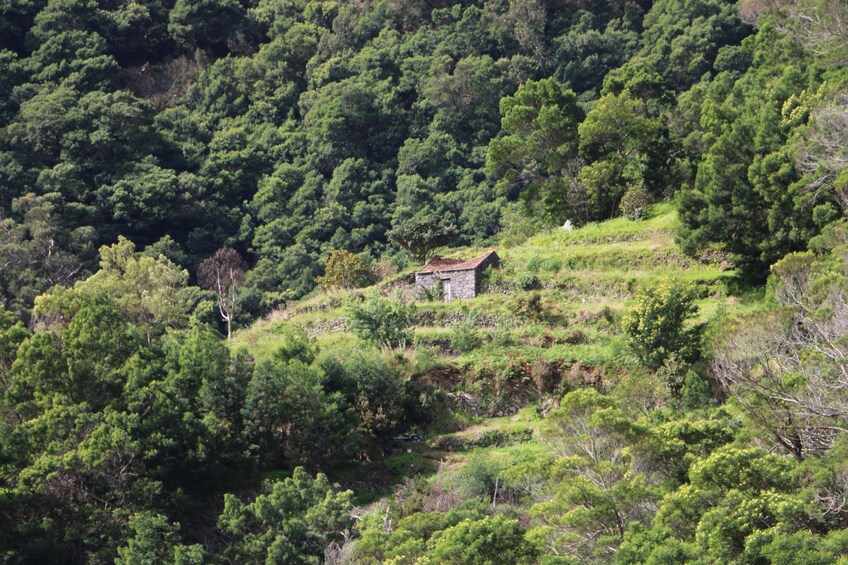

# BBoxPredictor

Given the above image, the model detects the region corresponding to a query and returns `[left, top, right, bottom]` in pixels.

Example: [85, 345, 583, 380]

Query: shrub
[272, 327, 318, 364]
[656, 352, 689, 399]
[526, 256, 543, 273]
[347, 292, 416, 349]
[619, 182, 653, 220]
[487, 326, 515, 347]
[515, 291, 546, 321]
[315, 249, 373, 289]
[315, 348, 409, 442]
[454, 452, 502, 499]
[622, 282, 704, 370]
[479, 265, 504, 292]
[428, 515, 539, 564]
[681, 371, 716, 410]
[450, 321, 481, 353]
[516, 273, 540, 291]
[542, 258, 562, 273]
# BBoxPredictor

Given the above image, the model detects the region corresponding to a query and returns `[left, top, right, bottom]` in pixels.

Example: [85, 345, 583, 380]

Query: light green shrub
[622, 282, 704, 370]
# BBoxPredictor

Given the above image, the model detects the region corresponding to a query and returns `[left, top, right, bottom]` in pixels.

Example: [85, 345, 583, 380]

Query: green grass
[233, 202, 754, 370]
[227, 201, 770, 511]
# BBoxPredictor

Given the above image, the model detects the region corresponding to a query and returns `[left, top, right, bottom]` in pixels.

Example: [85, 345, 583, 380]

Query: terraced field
[232, 203, 765, 502]
[234, 203, 760, 367]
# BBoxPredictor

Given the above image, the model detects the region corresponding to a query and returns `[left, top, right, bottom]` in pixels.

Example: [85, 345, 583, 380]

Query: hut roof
[417, 251, 497, 274]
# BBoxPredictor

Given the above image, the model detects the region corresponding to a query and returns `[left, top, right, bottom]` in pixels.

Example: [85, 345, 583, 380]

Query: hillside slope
[232, 203, 762, 504]
[235, 203, 755, 366]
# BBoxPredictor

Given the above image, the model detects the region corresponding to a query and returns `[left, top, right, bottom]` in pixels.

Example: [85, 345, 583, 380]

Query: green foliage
[354, 503, 490, 563]
[578, 92, 664, 219]
[387, 216, 459, 265]
[218, 467, 354, 565]
[4, 0, 848, 561]
[316, 347, 410, 452]
[315, 249, 373, 290]
[168, 0, 245, 53]
[514, 291, 546, 322]
[516, 272, 540, 291]
[620, 445, 815, 563]
[428, 514, 539, 565]
[622, 282, 704, 370]
[347, 292, 416, 349]
[0, 0, 839, 312]
[487, 78, 585, 224]
[0, 193, 96, 318]
[244, 356, 347, 467]
[714, 240, 848, 460]
[618, 183, 653, 221]
[0, 306, 29, 383]
[116, 512, 205, 565]
[535, 389, 656, 559]
[450, 321, 481, 353]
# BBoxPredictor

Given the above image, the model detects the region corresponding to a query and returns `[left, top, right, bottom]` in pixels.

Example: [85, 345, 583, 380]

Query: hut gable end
[415, 251, 499, 302]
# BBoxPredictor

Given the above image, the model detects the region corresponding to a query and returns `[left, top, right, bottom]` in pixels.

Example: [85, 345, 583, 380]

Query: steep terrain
[233, 203, 761, 501]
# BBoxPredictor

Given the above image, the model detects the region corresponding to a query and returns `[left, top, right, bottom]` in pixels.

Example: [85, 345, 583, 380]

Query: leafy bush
[450, 322, 481, 353]
[622, 282, 704, 370]
[681, 371, 716, 410]
[516, 273, 540, 291]
[657, 352, 689, 399]
[479, 265, 505, 293]
[347, 292, 416, 349]
[541, 258, 562, 273]
[515, 291, 547, 322]
[218, 468, 353, 564]
[486, 326, 515, 347]
[315, 249, 373, 289]
[316, 348, 409, 443]
[619, 182, 653, 220]
[428, 515, 538, 565]
[526, 256, 543, 273]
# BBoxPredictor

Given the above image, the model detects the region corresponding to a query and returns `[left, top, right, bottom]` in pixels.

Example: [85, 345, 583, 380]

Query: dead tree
[198, 248, 247, 340]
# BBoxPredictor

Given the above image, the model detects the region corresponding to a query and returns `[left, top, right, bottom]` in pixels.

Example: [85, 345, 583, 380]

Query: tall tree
[486, 78, 586, 223]
[197, 247, 246, 340]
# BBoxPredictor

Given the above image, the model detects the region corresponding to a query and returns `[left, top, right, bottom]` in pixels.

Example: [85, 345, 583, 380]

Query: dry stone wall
[305, 311, 502, 335]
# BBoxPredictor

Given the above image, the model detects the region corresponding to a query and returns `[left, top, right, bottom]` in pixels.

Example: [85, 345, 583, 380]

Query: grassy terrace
[231, 202, 768, 503]
[234, 203, 763, 368]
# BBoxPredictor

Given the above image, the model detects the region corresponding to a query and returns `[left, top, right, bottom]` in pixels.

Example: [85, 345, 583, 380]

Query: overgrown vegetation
[2, 0, 848, 562]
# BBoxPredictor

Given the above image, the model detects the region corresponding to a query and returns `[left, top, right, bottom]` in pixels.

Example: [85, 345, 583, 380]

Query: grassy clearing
[233, 203, 754, 369]
[230, 202, 767, 509]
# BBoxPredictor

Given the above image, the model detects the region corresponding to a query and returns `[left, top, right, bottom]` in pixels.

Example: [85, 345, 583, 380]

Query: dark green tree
[387, 216, 458, 264]
[487, 78, 585, 223]
[218, 468, 354, 564]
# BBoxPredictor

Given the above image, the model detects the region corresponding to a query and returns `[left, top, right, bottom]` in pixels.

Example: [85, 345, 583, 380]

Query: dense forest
[4, 0, 845, 318]
[1, 0, 848, 562]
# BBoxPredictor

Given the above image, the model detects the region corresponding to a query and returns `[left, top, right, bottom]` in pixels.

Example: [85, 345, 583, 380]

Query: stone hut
[415, 251, 500, 302]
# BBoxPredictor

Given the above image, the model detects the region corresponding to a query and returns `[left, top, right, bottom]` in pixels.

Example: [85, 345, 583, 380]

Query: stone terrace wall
[305, 311, 502, 335]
